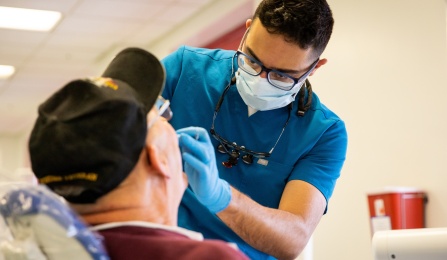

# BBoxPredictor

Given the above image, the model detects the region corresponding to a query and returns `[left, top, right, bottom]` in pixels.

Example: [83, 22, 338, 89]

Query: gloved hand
[176, 126, 231, 213]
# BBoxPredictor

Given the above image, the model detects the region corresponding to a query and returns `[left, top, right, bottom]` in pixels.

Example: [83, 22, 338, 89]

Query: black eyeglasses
[236, 27, 319, 91]
[210, 80, 291, 168]
[236, 51, 319, 91]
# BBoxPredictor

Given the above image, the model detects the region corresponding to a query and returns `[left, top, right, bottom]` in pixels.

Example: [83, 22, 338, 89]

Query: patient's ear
[146, 144, 170, 178]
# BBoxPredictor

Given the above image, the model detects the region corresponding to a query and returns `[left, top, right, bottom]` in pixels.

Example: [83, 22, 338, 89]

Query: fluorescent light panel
[0, 65, 15, 79]
[0, 6, 61, 31]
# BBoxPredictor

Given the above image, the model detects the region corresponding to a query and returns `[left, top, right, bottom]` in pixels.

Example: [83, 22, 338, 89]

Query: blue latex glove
[177, 126, 231, 213]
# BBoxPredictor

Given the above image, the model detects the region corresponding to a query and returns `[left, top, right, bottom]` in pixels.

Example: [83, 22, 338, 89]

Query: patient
[27, 47, 248, 259]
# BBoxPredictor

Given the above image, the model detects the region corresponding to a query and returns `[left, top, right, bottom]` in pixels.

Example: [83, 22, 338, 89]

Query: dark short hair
[253, 0, 334, 57]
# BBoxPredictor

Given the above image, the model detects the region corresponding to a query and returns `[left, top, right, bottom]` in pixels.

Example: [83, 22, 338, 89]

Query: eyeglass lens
[155, 97, 173, 121]
[237, 52, 296, 90]
[148, 97, 173, 129]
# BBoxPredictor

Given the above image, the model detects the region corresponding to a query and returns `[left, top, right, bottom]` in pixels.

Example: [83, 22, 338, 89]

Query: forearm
[217, 187, 313, 260]
[176, 128, 325, 259]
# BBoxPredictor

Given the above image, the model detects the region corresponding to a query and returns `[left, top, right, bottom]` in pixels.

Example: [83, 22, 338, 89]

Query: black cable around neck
[297, 79, 313, 117]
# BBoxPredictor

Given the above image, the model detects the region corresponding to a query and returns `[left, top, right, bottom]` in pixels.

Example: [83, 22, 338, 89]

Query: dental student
[163, 1, 348, 259]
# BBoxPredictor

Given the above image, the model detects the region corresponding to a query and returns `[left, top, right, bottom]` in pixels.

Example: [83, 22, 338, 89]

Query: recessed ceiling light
[0, 6, 61, 31]
[0, 65, 15, 79]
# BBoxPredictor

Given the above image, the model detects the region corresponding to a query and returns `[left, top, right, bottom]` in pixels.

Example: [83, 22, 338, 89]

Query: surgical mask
[235, 68, 305, 111]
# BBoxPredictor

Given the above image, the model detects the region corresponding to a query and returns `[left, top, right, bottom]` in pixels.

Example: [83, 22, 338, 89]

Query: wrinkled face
[146, 104, 187, 205]
[243, 19, 318, 80]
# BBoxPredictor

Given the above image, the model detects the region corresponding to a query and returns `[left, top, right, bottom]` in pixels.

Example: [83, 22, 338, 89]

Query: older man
[28, 47, 248, 260]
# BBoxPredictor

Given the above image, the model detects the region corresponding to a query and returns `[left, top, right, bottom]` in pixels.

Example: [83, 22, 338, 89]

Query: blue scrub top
[162, 46, 347, 260]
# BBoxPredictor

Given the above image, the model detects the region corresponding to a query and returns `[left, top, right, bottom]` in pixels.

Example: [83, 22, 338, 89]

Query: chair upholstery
[0, 184, 109, 260]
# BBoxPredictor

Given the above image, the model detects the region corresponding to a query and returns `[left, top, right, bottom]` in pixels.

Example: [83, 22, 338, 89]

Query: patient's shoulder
[96, 223, 249, 259]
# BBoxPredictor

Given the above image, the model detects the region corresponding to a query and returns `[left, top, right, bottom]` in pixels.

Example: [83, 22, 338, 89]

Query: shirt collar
[91, 221, 204, 241]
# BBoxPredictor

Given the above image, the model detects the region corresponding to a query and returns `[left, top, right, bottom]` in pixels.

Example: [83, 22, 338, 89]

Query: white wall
[0, 132, 30, 182]
[1, 0, 446, 259]
[311, 0, 447, 259]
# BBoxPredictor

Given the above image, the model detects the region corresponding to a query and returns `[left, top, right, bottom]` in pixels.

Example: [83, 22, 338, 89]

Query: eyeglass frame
[236, 51, 319, 91]
[237, 28, 320, 91]
[147, 96, 173, 128]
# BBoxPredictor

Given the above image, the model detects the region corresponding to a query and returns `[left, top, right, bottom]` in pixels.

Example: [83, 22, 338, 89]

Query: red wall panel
[202, 23, 246, 50]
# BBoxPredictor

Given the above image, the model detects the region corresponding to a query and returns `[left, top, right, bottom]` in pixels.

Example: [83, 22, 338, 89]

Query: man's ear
[246, 18, 252, 28]
[146, 144, 170, 179]
[309, 58, 327, 76]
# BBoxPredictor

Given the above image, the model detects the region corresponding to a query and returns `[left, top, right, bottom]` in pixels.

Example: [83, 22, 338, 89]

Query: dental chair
[0, 184, 109, 260]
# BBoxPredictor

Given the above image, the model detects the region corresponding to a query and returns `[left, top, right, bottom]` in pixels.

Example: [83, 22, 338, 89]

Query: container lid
[366, 186, 426, 196]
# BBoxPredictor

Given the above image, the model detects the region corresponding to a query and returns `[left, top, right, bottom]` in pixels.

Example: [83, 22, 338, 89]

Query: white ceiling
[0, 0, 253, 136]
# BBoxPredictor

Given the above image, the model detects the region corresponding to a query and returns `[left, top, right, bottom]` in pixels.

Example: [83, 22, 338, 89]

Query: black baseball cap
[28, 47, 165, 203]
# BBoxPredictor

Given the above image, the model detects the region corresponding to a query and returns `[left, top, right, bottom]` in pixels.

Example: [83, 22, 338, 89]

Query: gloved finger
[176, 126, 201, 138]
[178, 133, 210, 162]
[176, 127, 211, 143]
[182, 152, 207, 176]
[192, 127, 212, 143]
[177, 133, 191, 153]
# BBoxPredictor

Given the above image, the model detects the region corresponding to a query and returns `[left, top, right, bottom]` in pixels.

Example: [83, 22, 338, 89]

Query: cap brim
[101, 47, 165, 113]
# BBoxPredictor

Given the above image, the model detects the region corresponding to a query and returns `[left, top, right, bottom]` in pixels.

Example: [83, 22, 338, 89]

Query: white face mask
[235, 68, 305, 111]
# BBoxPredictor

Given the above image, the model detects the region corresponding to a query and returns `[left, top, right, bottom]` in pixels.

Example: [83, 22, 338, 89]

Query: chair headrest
[0, 184, 109, 260]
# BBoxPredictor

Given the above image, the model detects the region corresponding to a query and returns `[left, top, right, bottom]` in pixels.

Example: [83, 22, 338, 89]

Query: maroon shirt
[97, 225, 249, 260]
